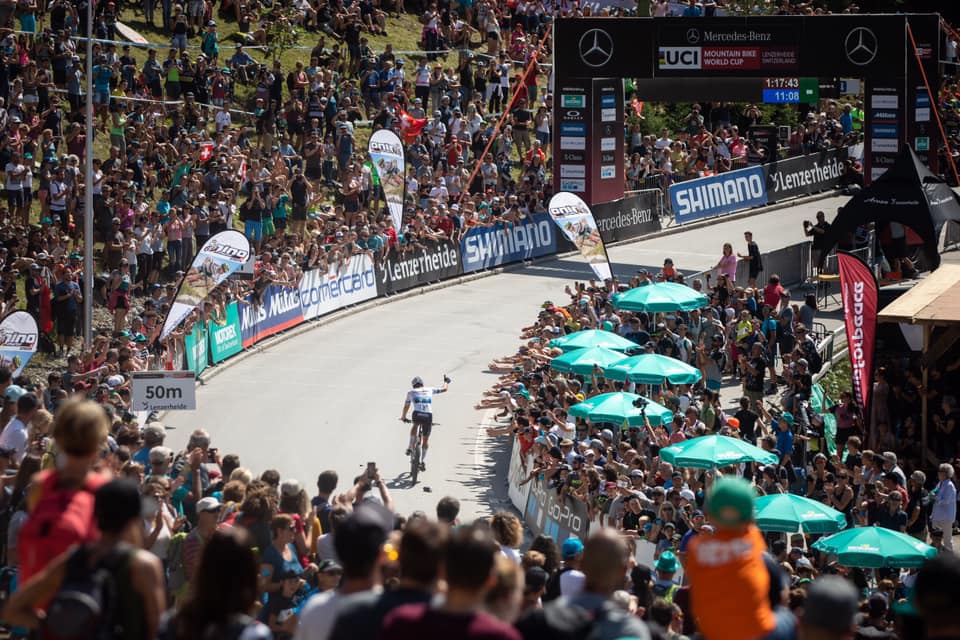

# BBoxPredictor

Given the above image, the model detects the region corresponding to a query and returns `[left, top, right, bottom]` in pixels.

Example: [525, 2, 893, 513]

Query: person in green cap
[685, 478, 775, 640]
[652, 550, 680, 602]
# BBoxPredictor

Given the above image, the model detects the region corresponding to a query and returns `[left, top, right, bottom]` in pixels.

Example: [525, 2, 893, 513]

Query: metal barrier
[813, 326, 848, 384]
[623, 187, 669, 224]
[681, 240, 811, 290]
[944, 220, 960, 252]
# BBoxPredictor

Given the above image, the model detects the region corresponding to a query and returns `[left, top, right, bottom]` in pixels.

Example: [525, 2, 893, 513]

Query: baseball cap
[656, 550, 679, 573]
[562, 536, 584, 559]
[679, 489, 696, 501]
[281, 478, 303, 497]
[525, 566, 549, 592]
[795, 556, 814, 571]
[317, 559, 343, 573]
[802, 576, 859, 633]
[197, 496, 221, 513]
[600, 428, 614, 441]
[705, 477, 755, 529]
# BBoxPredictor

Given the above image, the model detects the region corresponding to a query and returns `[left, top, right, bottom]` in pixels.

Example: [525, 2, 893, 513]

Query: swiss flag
[399, 110, 426, 144]
[199, 142, 215, 163]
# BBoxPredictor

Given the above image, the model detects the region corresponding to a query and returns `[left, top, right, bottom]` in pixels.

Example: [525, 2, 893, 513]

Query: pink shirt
[717, 254, 737, 280]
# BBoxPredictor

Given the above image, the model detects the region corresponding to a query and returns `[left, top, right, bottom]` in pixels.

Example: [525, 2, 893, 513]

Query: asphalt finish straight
[170, 195, 850, 520]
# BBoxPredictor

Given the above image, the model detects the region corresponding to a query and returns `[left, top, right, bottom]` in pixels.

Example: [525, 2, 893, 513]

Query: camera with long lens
[632, 396, 648, 415]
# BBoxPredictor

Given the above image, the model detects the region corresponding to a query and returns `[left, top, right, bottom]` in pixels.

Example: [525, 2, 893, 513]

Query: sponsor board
[560, 136, 586, 150]
[600, 137, 616, 151]
[871, 138, 899, 153]
[561, 151, 586, 163]
[600, 94, 616, 108]
[561, 179, 587, 192]
[560, 123, 587, 136]
[208, 301, 243, 364]
[600, 165, 616, 179]
[592, 192, 662, 243]
[561, 94, 586, 108]
[240, 284, 305, 347]
[669, 165, 768, 224]
[915, 108, 930, 122]
[915, 137, 930, 151]
[375, 240, 461, 295]
[871, 125, 898, 138]
[300, 255, 378, 321]
[131, 371, 197, 412]
[461, 214, 558, 273]
[871, 94, 898, 109]
[600, 152, 616, 163]
[600, 108, 616, 121]
[184, 322, 209, 376]
[524, 477, 591, 542]
[560, 165, 586, 178]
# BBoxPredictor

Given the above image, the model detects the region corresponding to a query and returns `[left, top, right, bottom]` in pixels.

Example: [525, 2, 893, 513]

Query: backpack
[652, 581, 680, 603]
[542, 566, 574, 602]
[18, 470, 107, 584]
[166, 531, 189, 594]
[43, 543, 133, 640]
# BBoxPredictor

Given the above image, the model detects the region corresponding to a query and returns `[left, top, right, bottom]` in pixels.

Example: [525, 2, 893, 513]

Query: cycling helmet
[411, 376, 424, 388]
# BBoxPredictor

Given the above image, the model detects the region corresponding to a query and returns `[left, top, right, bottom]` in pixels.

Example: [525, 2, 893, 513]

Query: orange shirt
[686, 524, 775, 640]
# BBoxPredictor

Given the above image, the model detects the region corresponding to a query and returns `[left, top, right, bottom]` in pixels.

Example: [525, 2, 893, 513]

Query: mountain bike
[401, 418, 423, 484]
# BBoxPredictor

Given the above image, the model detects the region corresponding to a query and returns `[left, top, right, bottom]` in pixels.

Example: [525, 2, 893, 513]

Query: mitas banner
[592, 192, 662, 243]
[160, 230, 251, 340]
[368, 129, 406, 234]
[376, 240, 461, 295]
[837, 252, 877, 417]
[0, 311, 39, 376]
[548, 192, 613, 281]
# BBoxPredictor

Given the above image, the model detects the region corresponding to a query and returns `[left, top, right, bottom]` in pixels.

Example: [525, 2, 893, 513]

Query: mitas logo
[370, 141, 402, 155]
[205, 240, 250, 261]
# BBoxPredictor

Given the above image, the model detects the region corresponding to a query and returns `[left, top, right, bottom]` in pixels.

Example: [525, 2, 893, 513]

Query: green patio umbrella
[811, 526, 937, 568]
[754, 493, 848, 534]
[548, 329, 638, 353]
[659, 435, 779, 469]
[611, 282, 709, 313]
[568, 392, 673, 427]
[550, 347, 629, 376]
[604, 353, 703, 385]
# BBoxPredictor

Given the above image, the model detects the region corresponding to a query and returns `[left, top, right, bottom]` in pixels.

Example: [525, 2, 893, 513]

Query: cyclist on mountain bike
[400, 375, 450, 472]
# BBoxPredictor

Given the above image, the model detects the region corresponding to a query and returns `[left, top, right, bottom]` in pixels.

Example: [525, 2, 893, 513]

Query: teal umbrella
[660, 435, 779, 469]
[548, 329, 638, 353]
[811, 526, 937, 568]
[604, 353, 703, 385]
[568, 392, 673, 426]
[754, 493, 848, 534]
[550, 347, 630, 376]
[611, 282, 709, 313]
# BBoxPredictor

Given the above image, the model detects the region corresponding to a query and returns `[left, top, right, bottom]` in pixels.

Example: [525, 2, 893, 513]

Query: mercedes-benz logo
[686, 28, 700, 44]
[578, 29, 614, 68]
[844, 27, 877, 66]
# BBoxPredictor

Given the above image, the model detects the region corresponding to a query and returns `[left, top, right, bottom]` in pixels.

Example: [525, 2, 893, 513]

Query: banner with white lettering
[299, 254, 378, 321]
[460, 213, 559, 273]
[523, 476, 591, 543]
[592, 191, 663, 243]
[208, 301, 243, 364]
[837, 252, 877, 419]
[669, 165, 768, 224]
[160, 230, 251, 340]
[765, 148, 847, 202]
[376, 240, 461, 295]
[548, 192, 613, 281]
[368, 129, 406, 233]
[0, 311, 38, 377]
[240, 285, 304, 348]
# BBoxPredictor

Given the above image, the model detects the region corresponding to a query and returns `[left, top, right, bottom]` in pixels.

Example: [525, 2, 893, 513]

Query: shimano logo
[674, 173, 765, 216]
[464, 220, 553, 264]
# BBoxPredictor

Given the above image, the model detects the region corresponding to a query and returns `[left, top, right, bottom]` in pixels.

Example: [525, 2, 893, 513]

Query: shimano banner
[376, 240, 461, 295]
[0, 311, 39, 376]
[766, 148, 847, 202]
[548, 192, 613, 281]
[460, 214, 558, 273]
[160, 230, 252, 340]
[669, 165, 768, 224]
[240, 285, 304, 347]
[592, 191, 662, 243]
[208, 301, 243, 364]
[299, 255, 378, 321]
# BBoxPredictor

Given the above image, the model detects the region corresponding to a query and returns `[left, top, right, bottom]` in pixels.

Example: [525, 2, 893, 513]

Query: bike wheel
[410, 444, 420, 484]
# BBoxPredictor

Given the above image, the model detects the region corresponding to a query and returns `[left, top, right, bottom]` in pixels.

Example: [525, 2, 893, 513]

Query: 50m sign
[132, 371, 197, 412]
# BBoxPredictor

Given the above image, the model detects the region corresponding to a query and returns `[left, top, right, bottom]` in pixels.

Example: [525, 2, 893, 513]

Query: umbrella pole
[922, 324, 930, 465]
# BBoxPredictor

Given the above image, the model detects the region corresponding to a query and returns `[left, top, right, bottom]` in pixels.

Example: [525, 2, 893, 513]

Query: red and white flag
[199, 142, 215, 163]
[399, 110, 426, 144]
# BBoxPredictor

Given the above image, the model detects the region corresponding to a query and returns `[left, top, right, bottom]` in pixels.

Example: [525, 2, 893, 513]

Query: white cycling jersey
[405, 387, 442, 414]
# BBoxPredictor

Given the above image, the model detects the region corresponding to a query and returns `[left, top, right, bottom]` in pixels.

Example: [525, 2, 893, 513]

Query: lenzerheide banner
[837, 252, 877, 416]
[548, 192, 613, 281]
[376, 240, 461, 295]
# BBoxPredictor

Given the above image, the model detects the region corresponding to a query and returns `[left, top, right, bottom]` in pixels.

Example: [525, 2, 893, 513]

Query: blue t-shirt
[93, 65, 112, 91]
[54, 280, 80, 313]
[839, 113, 853, 134]
[261, 543, 303, 584]
[776, 426, 794, 457]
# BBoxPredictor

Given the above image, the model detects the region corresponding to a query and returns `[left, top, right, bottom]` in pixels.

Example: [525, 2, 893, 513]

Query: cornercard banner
[460, 214, 559, 273]
[299, 255, 378, 321]
[368, 129, 406, 233]
[0, 311, 38, 376]
[548, 192, 613, 281]
[160, 230, 251, 340]
[669, 165, 768, 224]
[837, 252, 877, 418]
[376, 240, 461, 295]
[592, 192, 662, 243]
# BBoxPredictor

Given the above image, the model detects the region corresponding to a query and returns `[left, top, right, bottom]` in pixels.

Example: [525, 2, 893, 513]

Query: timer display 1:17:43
[762, 77, 799, 89]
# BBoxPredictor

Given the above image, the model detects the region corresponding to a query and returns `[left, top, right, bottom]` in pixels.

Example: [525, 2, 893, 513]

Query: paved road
[169, 195, 849, 520]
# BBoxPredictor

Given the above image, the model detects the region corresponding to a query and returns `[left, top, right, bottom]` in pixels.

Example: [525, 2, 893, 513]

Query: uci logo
[658, 47, 701, 70]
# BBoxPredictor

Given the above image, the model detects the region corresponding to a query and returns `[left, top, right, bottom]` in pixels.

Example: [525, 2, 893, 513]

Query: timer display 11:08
[762, 89, 800, 103]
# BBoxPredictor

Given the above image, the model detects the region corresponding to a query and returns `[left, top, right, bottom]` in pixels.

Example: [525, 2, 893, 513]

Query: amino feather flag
[159, 230, 252, 340]
[837, 252, 878, 418]
[368, 129, 406, 233]
[399, 110, 426, 143]
[0, 311, 39, 376]
[548, 192, 613, 281]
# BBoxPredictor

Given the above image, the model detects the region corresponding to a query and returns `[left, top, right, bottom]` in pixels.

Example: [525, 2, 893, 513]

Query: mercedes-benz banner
[592, 192, 663, 243]
[376, 240, 462, 295]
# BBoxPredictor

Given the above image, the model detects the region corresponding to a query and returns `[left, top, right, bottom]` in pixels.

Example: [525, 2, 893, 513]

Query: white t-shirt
[293, 591, 342, 640]
[215, 110, 232, 131]
[0, 417, 30, 464]
[91, 169, 103, 195]
[405, 387, 442, 414]
[5, 163, 24, 190]
[560, 569, 585, 597]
